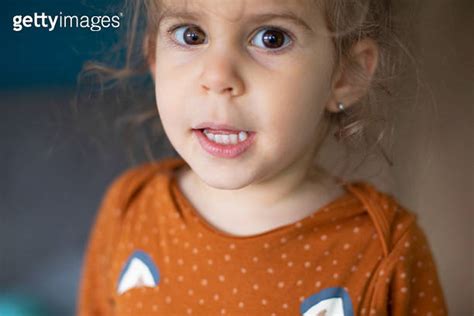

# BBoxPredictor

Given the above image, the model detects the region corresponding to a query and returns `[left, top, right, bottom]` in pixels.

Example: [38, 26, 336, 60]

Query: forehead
[157, 0, 319, 24]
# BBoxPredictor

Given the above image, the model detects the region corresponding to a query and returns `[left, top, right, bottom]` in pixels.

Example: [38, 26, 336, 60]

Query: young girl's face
[152, 0, 337, 189]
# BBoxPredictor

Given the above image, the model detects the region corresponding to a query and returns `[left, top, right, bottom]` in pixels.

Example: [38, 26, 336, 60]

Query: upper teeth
[203, 130, 248, 145]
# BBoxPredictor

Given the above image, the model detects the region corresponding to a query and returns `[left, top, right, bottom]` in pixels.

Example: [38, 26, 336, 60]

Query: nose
[199, 50, 245, 98]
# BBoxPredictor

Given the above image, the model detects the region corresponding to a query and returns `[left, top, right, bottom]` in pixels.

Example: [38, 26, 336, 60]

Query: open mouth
[192, 129, 257, 158]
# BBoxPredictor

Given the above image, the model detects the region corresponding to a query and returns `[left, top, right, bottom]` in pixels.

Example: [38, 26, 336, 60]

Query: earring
[337, 102, 345, 112]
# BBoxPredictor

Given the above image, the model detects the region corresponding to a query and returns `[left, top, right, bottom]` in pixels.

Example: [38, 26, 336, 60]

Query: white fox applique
[116, 250, 160, 295]
[300, 287, 354, 316]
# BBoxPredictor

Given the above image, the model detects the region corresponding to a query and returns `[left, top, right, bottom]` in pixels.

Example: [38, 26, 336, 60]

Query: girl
[77, 0, 448, 315]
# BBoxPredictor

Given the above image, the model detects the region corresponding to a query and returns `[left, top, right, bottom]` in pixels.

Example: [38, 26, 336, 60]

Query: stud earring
[337, 102, 345, 112]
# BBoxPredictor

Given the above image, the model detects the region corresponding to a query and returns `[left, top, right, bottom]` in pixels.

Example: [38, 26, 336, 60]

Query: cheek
[254, 64, 333, 153]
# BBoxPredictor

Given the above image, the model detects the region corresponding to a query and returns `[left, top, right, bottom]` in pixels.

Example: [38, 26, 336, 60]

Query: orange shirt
[77, 157, 448, 316]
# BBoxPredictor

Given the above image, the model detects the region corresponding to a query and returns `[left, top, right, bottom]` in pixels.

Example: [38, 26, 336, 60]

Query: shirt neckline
[167, 158, 361, 241]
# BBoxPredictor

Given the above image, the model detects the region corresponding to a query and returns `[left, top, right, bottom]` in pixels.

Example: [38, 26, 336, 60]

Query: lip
[193, 122, 251, 133]
[193, 129, 257, 159]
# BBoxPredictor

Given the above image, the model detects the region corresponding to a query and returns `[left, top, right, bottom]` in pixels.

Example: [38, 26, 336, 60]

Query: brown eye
[251, 27, 291, 50]
[174, 25, 206, 45]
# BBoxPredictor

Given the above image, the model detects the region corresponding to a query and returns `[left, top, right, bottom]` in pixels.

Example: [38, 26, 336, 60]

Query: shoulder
[345, 181, 420, 254]
[100, 156, 185, 213]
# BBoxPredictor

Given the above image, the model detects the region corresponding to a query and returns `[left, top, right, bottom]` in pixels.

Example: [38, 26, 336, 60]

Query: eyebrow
[157, 9, 314, 33]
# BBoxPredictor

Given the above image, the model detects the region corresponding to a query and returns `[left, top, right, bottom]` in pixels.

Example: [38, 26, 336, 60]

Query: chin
[199, 172, 253, 191]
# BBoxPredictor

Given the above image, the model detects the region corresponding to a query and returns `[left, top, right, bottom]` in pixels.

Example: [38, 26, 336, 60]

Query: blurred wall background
[0, 0, 472, 315]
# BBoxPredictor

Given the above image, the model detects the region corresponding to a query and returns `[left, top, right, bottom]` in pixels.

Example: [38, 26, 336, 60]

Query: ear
[326, 38, 379, 113]
[143, 34, 156, 80]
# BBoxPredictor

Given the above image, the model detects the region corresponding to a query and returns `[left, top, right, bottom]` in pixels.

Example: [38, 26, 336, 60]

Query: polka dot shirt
[77, 157, 448, 316]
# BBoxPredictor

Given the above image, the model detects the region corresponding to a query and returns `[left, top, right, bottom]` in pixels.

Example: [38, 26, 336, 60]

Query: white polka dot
[220, 308, 226, 315]
[401, 287, 407, 293]
[267, 267, 274, 274]
[192, 264, 198, 271]
[137, 301, 143, 309]
[229, 243, 236, 250]
[304, 261, 311, 268]
[263, 242, 270, 249]
[192, 247, 199, 254]
[277, 281, 285, 288]
[281, 253, 287, 259]
[287, 261, 294, 267]
[224, 254, 231, 261]
[207, 259, 213, 265]
[238, 302, 244, 308]
[200, 279, 208, 286]
[353, 227, 360, 233]
[198, 298, 204, 305]
[320, 234, 328, 241]
[186, 307, 192, 314]
[343, 243, 351, 250]
[213, 293, 219, 301]
[188, 289, 194, 296]
[218, 275, 225, 282]
[316, 265, 322, 272]
[232, 288, 238, 294]
[315, 281, 321, 287]
[253, 283, 259, 290]
[333, 273, 339, 279]
[261, 299, 267, 305]
[304, 244, 311, 250]
[282, 303, 288, 309]
[241, 267, 247, 274]
[332, 259, 338, 265]
[296, 279, 303, 286]
[280, 237, 287, 243]
[252, 256, 259, 262]
[165, 296, 172, 304]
